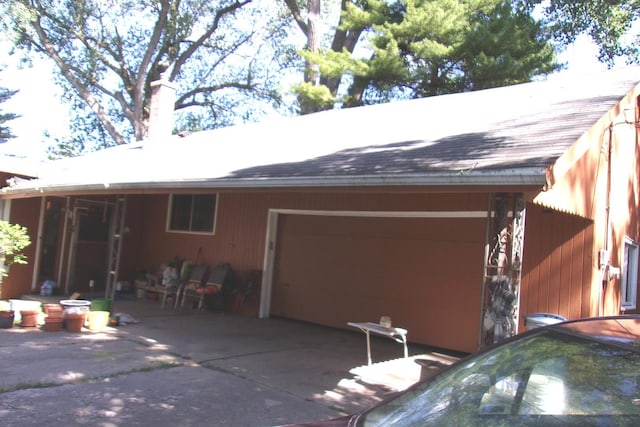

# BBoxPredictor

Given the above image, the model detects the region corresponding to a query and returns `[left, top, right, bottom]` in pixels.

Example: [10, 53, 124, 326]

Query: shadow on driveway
[0, 298, 459, 426]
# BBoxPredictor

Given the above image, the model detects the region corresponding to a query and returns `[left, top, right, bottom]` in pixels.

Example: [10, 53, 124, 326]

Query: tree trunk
[300, 0, 321, 115]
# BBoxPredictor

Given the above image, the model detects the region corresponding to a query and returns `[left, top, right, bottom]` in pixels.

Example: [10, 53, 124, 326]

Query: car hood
[279, 415, 355, 427]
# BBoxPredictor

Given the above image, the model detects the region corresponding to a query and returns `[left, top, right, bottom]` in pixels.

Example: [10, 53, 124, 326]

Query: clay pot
[44, 305, 64, 332]
[64, 312, 86, 332]
[44, 317, 63, 332]
[20, 310, 39, 327]
[44, 304, 63, 318]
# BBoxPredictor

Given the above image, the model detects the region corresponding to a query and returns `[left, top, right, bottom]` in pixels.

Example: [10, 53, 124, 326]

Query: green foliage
[294, 0, 559, 110]
[521, 0, 640, 65]
[0, 220, 31, 279]
[1, 0, 292, 150]
[0, 73, 19, 143]
[291, 81, 336, 111]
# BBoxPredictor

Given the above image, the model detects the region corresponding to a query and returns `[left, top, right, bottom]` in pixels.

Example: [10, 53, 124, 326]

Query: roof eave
[1, 168, 547, 198]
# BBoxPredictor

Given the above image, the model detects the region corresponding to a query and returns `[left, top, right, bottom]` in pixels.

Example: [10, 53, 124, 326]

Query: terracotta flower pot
[20, 310, 39, 328]
[44, 317, 63, 332]
[44, 304, 63, 318]
[64, 312, 86, 332]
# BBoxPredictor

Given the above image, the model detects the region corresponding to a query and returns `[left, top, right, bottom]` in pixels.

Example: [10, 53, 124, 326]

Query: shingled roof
[3, 66, 640, 196]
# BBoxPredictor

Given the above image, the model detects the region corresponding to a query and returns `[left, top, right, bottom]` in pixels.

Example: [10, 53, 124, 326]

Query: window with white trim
[167, 194, 217, 234]
[622, 237, 639, 310]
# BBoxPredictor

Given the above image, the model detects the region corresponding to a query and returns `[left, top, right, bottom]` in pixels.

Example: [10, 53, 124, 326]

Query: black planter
[0, 311, 15, 329]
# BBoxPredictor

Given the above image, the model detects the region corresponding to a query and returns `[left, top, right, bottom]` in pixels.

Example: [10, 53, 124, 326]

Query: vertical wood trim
[30, 197, 47, 291]
[56, 197, 72, 289]
[568, 224, 585, 318]
[259, 210, 278, 318]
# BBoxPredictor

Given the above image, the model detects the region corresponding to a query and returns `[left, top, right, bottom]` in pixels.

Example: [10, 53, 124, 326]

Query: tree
[1, 0, 291, 148]
[519, 0, 640, 66]
[284, 0, 367, 113]
[0, 74, 19, 143]
[285, 0, 559, 112]
[0, 220, 31, 298]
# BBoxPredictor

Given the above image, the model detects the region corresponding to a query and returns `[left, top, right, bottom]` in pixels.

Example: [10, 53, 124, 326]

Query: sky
[0, 34, 613, 161]
[0, 46, 69, 160]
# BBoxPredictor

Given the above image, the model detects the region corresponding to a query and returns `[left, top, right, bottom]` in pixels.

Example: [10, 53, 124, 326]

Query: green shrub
[0, 220, 31, 278]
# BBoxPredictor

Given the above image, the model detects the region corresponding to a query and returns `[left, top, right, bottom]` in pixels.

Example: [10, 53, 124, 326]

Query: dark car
[284, 315, 640, 426]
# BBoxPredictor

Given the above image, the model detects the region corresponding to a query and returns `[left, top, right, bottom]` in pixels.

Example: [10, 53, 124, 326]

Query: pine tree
[0, 85, 19, 143]
[288, 0, 559, 112]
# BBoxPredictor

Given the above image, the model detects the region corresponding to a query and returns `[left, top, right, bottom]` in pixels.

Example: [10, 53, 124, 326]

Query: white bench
[348, 321, 408, 365]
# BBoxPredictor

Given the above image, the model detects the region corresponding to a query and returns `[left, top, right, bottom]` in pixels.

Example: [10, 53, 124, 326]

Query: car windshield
[359, 330, 640, 426]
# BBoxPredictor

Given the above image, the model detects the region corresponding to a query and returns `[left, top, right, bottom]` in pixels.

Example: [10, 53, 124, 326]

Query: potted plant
[0, 220, 32, 299]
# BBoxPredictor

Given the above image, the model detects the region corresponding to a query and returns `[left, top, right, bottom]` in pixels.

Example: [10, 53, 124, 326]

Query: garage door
[270, 213, 487, 353]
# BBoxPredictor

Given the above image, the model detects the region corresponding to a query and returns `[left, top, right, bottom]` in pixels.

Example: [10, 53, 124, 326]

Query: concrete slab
[0, 297, 460, 426]
[0, 365, 338, 426]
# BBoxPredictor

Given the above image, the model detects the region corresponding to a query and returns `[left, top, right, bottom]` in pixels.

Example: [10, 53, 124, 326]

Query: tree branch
[133, 0, 171, 140]
[176, 81, 255, 108]
[170, 0, 252, 81]
[37, 4, 137, 131]
[30, 14, 126, 144]
[283, 0, 308, 36]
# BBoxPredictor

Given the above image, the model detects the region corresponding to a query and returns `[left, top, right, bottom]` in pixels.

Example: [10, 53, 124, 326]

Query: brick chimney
[147, 73, 176, 141]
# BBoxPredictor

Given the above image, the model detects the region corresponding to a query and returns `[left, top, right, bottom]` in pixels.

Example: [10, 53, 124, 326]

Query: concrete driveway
[0, 298, 458, 426]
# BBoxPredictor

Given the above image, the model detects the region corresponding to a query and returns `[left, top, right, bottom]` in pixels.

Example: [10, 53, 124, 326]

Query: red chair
[179, 263, 230, 311]
[175, 264, 209, 310]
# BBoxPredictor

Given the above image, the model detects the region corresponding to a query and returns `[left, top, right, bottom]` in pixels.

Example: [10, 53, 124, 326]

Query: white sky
[0, 34, 612, 161]
[0, 45, 69, 160]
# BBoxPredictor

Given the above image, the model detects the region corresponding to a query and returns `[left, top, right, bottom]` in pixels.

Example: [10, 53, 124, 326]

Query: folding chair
[180, 263, 231, 312]
[175, 264, 209, 310]
[155, 261, 190, 309]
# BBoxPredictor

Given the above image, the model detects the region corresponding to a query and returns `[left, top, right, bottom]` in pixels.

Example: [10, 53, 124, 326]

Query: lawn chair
[180, 262, 231, 312]
[229, 270, 261, 312]
[175, 264, 209, 310]
[154, 260, 190, 309]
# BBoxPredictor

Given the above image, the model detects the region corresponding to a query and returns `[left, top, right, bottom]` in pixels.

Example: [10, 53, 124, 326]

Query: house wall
[519, 204, 594, 327]
[123, 193, 265, 278]
[602, 96, 640, 315]
[120, 190, 492, 352]
[120, 196, 146, 284]
[125, 191, 492, 280]
[533, 93, 640, 318]
[5, 167, 635, 351]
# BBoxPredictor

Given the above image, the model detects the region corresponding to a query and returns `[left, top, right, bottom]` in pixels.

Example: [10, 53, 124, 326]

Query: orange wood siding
[125, 191, 491, 281]
[533, 94, 640, 317]
[271, 214, 487, 354]
[119, 196, 145, 282]
[520, 204, 593, 326]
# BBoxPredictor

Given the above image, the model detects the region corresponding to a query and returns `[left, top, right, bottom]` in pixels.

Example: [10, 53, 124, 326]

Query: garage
[269, 211, 488, 353]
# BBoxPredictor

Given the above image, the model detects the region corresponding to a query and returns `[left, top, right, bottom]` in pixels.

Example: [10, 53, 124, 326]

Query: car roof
[547, 315, 640, 348]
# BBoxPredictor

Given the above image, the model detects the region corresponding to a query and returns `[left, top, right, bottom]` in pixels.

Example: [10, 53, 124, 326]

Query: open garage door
[270, 213, 487, 354]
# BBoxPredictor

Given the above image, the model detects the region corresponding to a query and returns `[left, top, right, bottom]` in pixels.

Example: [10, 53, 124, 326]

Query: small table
[348, 321, 408, 365]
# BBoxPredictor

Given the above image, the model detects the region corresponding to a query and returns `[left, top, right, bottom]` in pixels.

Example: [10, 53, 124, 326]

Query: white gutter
[0, 168, 547, 198]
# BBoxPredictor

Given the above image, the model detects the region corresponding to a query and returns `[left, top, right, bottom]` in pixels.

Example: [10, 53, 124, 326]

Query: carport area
[0, 297, 460, 426]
